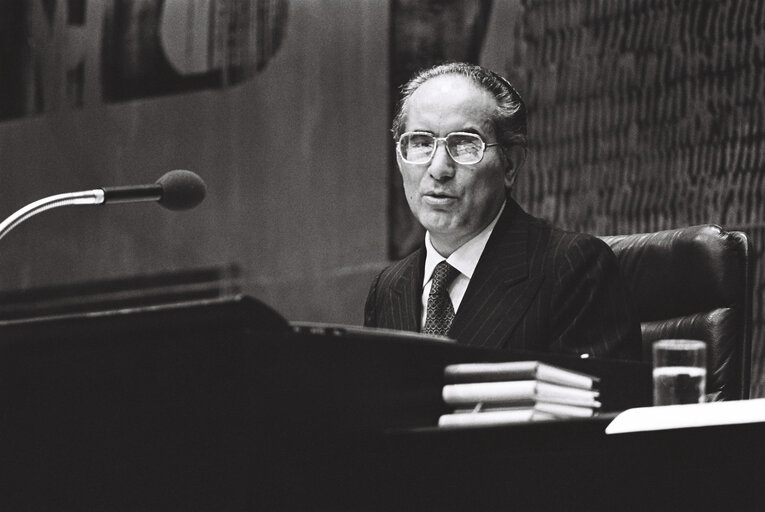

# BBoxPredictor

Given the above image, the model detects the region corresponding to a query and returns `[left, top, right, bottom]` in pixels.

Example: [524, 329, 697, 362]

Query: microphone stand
[0, 170, 204, 242]
[0, 189, 105, 242]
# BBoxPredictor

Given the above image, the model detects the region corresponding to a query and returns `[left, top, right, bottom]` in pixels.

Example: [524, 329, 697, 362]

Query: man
[364, 62, 641, 360]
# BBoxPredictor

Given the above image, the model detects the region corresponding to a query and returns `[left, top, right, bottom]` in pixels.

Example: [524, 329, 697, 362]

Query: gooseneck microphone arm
[0, 189, 105, 242]
[0, 170, 206, 242]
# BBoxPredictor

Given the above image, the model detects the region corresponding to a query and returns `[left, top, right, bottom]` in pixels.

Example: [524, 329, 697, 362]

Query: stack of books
[438, 361, 601, 428]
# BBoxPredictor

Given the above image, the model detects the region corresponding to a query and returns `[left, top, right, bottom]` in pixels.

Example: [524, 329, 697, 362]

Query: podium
[1, 296, 762, 510]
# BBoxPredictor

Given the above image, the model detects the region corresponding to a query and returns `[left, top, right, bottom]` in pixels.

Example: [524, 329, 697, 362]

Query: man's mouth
[424, 191, 456, 199]
[423, 191, 457, 205]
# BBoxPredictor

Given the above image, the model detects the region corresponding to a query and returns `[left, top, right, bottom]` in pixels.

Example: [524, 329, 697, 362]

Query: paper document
[605, 398, 765, 434]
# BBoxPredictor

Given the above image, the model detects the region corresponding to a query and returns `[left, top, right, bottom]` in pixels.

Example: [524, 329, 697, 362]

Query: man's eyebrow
[454, 127, 490, 137]
[405, 128, 487, 136]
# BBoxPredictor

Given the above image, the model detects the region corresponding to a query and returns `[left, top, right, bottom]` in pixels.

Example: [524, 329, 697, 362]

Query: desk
[0, 297, 761, 510]
[382, 419, 765, 511]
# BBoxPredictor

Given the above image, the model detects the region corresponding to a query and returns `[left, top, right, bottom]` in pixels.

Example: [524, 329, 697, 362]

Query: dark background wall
[0, 0, 389, 324]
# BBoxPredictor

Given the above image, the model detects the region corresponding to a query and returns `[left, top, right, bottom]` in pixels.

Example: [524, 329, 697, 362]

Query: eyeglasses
[397, 131, 499, 165]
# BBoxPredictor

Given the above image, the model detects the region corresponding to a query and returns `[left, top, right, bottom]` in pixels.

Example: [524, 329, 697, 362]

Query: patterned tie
[422, 261, 460, 336]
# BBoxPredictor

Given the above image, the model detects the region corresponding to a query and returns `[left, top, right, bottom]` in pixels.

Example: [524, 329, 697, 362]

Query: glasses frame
[396, 131, 499, 165]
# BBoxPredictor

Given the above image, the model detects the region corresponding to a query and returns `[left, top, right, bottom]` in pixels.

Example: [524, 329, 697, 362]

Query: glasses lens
[399, 133, 434, 163]
[446, 133, 483, 164]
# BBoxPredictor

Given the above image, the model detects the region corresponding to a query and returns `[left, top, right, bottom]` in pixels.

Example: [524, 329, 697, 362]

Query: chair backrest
[600, 225, 753, 400]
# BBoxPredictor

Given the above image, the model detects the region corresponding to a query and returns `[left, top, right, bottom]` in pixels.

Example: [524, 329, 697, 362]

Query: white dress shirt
[421, 201, 506, 328]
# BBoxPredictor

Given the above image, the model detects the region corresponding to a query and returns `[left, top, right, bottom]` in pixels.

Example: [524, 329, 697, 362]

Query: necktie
[422, 261, 460, 336]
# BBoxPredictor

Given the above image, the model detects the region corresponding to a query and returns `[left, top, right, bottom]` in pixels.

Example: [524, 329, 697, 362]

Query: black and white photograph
[1, 1, 764, 510]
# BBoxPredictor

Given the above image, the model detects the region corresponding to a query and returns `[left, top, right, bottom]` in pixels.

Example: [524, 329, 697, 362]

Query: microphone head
[156, 170, 206, 210]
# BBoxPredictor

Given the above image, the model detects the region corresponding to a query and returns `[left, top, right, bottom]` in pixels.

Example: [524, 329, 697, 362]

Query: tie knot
[430, 261, 460, 295]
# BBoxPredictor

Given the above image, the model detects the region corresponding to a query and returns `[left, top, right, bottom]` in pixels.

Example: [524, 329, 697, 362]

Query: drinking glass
[652, 339, 707, 405]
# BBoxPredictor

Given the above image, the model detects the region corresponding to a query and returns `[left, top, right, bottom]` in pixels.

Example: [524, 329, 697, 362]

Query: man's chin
[419, 213, 458, 235]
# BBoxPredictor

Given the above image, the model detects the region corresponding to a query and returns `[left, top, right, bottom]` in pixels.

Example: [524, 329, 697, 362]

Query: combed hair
[391, 62, 528, 153]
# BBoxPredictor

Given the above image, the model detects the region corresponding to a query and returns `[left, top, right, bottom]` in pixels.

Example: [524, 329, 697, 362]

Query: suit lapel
[449, 201, 542, 349]
[387, 247, 425, 332]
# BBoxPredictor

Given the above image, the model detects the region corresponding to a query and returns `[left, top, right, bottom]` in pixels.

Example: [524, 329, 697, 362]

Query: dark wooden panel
[0, 297, 761, 510]
[0, 264, 241, 320]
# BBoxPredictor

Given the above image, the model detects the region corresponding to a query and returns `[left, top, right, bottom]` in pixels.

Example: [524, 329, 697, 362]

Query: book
[439, 409, 554, 427]
[438, 402, 595, 428]
[441, 380, 601, 408]
[444, 361, 599, 390]
[452, 402, 597, 416]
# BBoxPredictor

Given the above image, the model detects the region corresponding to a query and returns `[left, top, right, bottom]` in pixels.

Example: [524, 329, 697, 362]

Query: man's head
[392, 63, 527, 256]
[393, 62, 528, 159]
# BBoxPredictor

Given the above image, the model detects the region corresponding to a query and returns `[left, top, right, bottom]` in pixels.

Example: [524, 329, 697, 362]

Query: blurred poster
[0, 0, 289, 120]
[102, 0, 288, 101]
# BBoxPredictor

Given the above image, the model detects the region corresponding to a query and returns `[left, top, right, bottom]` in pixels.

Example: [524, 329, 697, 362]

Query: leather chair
[600, 225, 753, 401]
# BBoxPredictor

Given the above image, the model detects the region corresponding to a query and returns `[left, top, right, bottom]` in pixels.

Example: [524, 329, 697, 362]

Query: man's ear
[503, 146, 526, 190]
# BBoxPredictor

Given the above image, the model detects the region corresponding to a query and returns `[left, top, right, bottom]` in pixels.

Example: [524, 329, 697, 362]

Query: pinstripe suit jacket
[364, 200, 642, 359]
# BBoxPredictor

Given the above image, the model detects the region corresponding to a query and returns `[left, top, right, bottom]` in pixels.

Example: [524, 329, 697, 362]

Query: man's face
[398, 74, 510, 255]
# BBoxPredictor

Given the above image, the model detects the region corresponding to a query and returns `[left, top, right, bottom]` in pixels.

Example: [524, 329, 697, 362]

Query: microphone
[0, 170, 207, 242]
[102, 170, 206, 210]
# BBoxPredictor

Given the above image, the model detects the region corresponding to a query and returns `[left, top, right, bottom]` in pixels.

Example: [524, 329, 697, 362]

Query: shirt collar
[423, 201, 506, 286]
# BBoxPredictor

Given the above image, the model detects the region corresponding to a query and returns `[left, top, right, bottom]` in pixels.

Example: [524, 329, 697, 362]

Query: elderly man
[364, 62, 641, 360]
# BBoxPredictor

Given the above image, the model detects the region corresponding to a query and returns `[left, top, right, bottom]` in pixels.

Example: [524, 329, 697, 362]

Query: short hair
[391, 62, 528, 153]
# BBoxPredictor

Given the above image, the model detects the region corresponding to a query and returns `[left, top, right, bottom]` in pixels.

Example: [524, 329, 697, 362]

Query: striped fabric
[364, 200, 642, 360]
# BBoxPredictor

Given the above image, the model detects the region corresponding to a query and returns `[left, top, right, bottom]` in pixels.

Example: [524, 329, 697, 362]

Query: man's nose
[428, 141, 455, 181]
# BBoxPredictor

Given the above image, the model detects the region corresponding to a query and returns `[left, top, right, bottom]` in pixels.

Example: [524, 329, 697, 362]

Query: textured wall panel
[482, 0, 765, 396]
